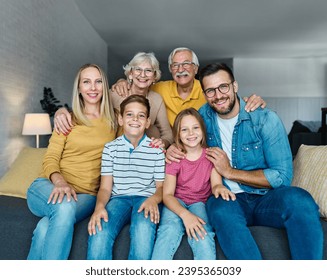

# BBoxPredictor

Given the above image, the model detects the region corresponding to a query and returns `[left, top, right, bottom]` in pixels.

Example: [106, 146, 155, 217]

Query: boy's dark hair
[198, 63, 235, 90]
[120, 94, 150, 118]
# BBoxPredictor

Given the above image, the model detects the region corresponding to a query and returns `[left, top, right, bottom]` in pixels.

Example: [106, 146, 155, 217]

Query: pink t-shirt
[165, 148, 213, 205]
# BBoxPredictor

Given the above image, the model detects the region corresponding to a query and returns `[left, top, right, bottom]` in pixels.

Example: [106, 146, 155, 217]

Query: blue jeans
[152, 200, 216, 260]
[206, 186, 323, 260]
[26, 178, 96, 260]
[87, 196, 158, 260]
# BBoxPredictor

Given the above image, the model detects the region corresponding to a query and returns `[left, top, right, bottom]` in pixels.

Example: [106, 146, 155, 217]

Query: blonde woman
[26, 64, 116, 259]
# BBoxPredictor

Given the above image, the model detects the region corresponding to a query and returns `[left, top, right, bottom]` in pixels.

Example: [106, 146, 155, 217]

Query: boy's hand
[138, 196, 160, 224]
[88, 208, 108, 236]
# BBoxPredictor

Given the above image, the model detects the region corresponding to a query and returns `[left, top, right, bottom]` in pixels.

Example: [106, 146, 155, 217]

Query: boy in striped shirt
[87, 95, 165, 260]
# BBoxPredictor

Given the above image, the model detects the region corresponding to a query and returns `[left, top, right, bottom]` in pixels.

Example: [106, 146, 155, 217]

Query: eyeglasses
[170, 61, 195, 71]
[132, 66, 155, 77]
[203, 82, 234, 98]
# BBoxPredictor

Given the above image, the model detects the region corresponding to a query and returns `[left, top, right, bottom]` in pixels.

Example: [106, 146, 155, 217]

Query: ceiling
[74, 0, 327, 62]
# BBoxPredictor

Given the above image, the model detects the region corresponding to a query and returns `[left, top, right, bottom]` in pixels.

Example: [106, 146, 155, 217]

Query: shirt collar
[123, 133, 147, 153]
[172, 79, 199, 100]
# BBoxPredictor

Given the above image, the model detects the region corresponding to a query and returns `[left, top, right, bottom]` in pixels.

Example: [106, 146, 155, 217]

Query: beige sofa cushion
[292, 145, 327, 219]
[0, 147, 46, 199]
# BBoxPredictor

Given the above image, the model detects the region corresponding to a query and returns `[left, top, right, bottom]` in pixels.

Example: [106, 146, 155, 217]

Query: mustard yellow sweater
[41, 118, 116, 195]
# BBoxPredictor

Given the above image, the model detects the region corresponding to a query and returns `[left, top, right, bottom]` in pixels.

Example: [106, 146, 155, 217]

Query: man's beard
[210, 95, 235, 115]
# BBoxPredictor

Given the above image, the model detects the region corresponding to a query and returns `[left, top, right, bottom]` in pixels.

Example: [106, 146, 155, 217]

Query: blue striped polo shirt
[101, 134, 165, 197]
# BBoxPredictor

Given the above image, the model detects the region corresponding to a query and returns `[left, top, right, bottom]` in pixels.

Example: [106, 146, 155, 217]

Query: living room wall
[0, 0, 108, 177]
[234, 57, 327, 133]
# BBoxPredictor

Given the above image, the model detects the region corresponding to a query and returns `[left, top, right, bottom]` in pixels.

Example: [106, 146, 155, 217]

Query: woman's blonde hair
[172, 108, 207, 153]
[71, 63, 116, 130]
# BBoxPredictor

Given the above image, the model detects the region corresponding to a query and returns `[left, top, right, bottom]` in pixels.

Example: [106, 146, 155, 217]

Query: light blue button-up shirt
[199, 98, 293, 195]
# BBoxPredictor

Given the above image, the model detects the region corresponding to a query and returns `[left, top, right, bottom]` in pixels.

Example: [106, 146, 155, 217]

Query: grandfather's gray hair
[167, 47, 199, 72]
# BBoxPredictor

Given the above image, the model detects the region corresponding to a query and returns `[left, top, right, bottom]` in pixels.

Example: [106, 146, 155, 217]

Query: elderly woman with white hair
[111, 52, 173, 149]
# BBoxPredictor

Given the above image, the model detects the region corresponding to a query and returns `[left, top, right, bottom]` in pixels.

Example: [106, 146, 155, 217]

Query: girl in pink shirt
[152, 108, 235, 260]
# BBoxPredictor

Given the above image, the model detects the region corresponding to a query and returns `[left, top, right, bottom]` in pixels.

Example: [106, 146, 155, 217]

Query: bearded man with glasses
[169, 62, 323, 260]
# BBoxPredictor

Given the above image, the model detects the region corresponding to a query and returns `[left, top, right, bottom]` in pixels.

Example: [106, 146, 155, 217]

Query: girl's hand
[212, 184, 236, 201]
[180, 211, 207, 241]
[138, 197, 160, 224]
[47, 180, 77, 204]
[88, 208, 109, 236]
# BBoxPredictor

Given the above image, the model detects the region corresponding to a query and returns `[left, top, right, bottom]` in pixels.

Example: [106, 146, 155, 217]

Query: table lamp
[22, 113, 52, 148]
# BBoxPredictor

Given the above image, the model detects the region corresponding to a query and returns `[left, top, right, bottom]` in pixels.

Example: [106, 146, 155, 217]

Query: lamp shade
[22, 113, 52, 135]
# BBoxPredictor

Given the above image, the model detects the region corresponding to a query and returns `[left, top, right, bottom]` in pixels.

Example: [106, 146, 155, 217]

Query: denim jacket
[198, 98, 293, 195]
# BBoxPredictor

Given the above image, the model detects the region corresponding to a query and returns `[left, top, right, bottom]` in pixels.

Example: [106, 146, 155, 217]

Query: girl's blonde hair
[71, 63, 116, 130]
[172, 108, 207, 153]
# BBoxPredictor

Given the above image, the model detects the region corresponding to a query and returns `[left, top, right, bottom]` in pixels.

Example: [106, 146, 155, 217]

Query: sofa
[0, 145, 326, 260]
[288, 120, 325, 156]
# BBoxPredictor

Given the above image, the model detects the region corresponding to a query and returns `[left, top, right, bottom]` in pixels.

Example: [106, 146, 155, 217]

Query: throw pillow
[292, 145, 327, 219]
[0, 147, 46, 199]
